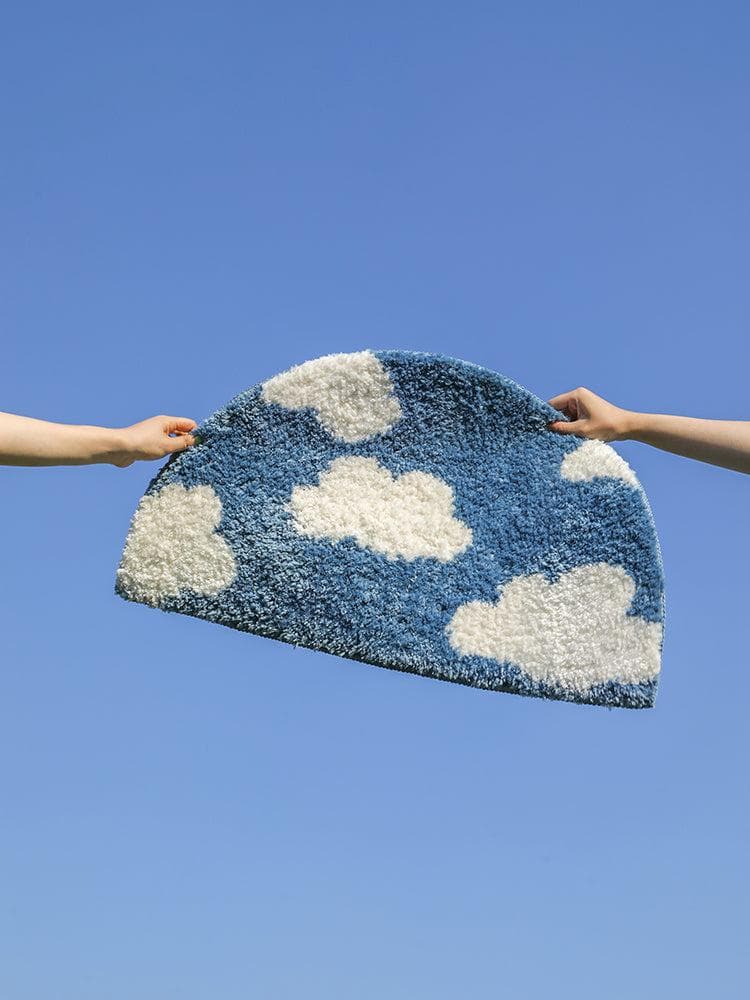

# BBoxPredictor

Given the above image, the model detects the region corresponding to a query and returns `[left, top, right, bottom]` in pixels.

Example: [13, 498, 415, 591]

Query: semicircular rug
[115, 350, 665, 709]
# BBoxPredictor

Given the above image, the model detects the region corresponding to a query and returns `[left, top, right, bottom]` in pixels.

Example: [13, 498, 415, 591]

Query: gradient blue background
[2, 3, 748, 997]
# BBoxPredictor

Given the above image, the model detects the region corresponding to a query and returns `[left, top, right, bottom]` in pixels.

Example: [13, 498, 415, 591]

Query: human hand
[111, 415, 198, 467]
[547, 387, 634, 442]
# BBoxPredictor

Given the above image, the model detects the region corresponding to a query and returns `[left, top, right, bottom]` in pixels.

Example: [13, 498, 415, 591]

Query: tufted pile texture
[116, 350, 665, 709]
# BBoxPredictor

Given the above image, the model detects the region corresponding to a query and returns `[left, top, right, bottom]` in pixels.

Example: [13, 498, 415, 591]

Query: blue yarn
[116, 351, 665, 709]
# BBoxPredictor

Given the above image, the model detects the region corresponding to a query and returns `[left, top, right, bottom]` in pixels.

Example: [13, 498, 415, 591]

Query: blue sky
[2, 2, 749, 997]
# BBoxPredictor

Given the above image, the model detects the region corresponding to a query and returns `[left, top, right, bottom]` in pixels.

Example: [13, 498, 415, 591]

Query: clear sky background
[2, 3, 749, 997]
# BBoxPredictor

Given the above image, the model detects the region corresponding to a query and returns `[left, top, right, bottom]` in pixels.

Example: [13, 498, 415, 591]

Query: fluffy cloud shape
[261, 350, 402, 442]
[117, 484, 237, 606]
[447, 562, 661, 692]
[561, 439, 638, 486]
[288, 456, 473, 561]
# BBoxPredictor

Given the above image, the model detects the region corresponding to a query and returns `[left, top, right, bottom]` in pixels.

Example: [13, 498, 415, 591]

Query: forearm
[0, 412, 125, 466]
[624, 412, 750, 474]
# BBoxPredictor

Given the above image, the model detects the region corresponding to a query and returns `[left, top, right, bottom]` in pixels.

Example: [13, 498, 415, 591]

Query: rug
[115, 350, 665, 709]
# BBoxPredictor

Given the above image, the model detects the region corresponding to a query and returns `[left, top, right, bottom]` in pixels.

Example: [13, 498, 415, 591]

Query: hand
[111, 415, 198, 467]
[547, 387, 634, 442]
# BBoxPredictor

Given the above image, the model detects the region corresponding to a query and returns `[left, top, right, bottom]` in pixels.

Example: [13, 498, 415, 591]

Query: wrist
[615, 410, 647, 442]
[95, 426, 131, 466]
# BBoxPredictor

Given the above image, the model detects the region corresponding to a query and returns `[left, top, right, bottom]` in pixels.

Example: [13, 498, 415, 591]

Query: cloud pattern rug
[116, 350, 665, 709]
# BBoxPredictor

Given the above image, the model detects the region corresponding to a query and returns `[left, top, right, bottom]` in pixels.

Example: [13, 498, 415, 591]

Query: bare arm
[0, 412, 198, 468]
[548, 387, 750, 475]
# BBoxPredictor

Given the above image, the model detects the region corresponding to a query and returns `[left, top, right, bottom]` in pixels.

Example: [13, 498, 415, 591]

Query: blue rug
[115, 350, 665, 709]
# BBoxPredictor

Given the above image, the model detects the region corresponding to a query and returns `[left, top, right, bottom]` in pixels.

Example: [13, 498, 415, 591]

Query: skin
[0, 412, 197, 468]
[548, 388, 750, 475]
[2, 392, 749, 475]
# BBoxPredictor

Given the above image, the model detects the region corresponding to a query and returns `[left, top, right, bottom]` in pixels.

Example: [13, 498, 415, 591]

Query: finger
[547, 391, 578, 411]
[164, 416, 198, 434]
[548, 420, 585, 436]
[165, 433, 196, 452]
[550, 402, 579, 422]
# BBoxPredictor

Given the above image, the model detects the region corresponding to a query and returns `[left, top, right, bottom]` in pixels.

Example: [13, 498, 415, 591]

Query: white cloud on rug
[561, 439, 638, 486]
[261, 350, 402, 442]
[117, 483, 237, 606]
[447, 563, 661, 692]
[288, 456, 473, 561]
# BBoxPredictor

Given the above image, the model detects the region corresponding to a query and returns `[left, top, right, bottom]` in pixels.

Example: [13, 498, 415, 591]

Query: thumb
[164, 416, 198, 434]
